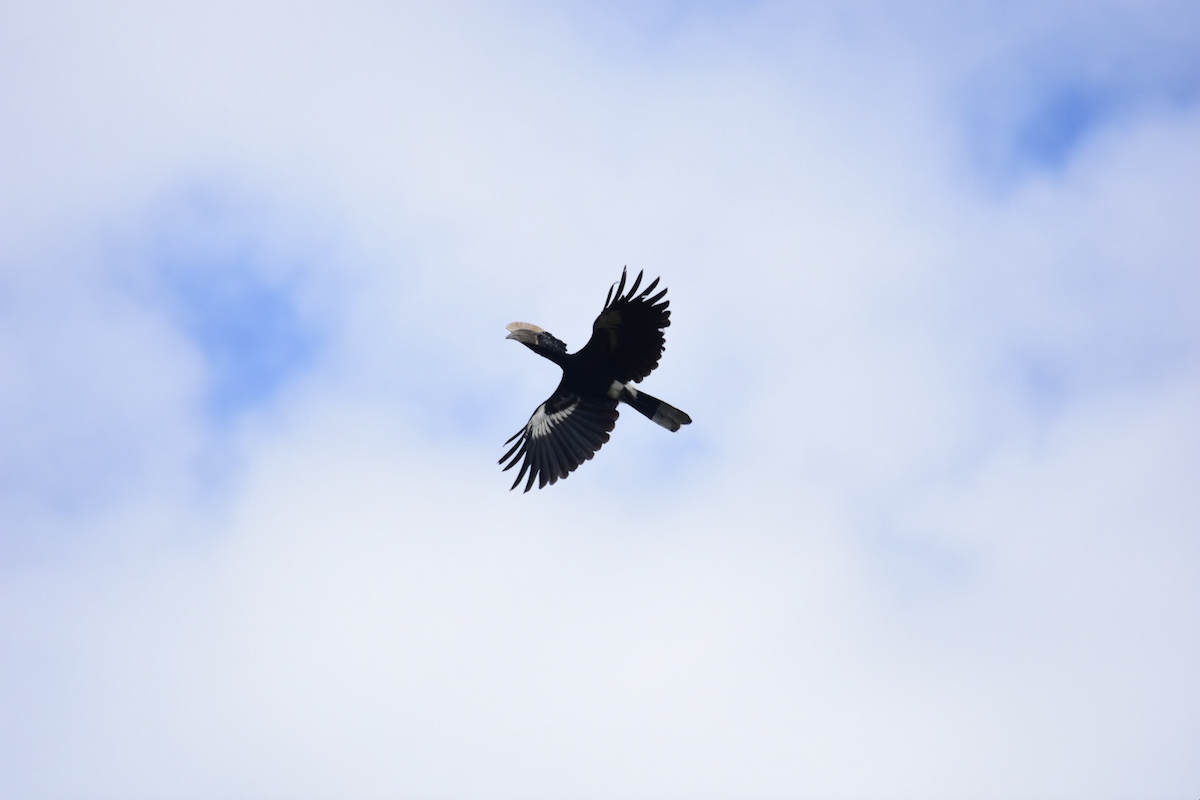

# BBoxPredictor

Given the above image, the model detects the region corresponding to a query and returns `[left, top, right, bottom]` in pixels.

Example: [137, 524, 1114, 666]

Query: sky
[2, 2, 1199, 798]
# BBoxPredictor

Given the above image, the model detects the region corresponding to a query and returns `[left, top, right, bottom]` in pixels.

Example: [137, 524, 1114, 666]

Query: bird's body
[500, 268, 692, 492]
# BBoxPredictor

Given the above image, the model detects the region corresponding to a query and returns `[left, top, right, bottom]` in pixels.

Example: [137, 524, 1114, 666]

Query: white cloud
[1, 2, 1198, 797]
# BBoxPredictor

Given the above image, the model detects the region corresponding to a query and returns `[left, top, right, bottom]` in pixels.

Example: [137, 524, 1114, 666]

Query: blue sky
[2, 2, 1198, 797]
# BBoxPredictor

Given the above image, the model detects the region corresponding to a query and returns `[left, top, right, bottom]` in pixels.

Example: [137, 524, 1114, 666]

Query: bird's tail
[618, 385, 692, 432]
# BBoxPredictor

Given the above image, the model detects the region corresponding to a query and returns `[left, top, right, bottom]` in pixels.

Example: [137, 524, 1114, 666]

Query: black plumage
[500, 267, 692, 492]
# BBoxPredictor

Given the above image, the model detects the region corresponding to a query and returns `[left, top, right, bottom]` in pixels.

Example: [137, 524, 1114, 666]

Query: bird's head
[506, 322, 567, 355]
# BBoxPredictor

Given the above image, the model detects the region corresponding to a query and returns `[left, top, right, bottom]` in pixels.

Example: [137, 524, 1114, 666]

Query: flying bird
[500, 267, 692, 492]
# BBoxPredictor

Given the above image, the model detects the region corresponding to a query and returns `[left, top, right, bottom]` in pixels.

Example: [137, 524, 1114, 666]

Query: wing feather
[577, 267, 673, 383]
[498, 390, 619, 493]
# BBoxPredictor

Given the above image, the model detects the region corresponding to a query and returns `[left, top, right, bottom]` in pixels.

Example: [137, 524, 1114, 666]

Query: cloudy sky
[2, 2, 1199, 797]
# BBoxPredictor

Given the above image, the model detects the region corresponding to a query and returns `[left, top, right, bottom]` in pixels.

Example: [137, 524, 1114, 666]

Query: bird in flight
[500, 267, 692, 492]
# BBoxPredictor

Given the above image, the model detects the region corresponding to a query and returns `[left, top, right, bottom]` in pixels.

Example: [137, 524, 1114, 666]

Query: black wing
[575, 267, 671, 384]
[499, 387, 619, 492]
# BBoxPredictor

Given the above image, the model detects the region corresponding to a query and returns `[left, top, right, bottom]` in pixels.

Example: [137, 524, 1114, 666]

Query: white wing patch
[528, 400, 579, 439]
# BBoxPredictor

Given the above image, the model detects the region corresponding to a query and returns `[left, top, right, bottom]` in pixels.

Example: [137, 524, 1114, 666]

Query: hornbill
[500, 267, 692, 492]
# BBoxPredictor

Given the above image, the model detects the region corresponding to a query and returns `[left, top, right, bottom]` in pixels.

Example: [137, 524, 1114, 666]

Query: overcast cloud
[2, 2, 1198, 798]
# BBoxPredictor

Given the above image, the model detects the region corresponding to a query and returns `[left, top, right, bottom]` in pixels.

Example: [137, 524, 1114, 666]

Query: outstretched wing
[499, 387, 619, 493]
[576, 267, 671, 383]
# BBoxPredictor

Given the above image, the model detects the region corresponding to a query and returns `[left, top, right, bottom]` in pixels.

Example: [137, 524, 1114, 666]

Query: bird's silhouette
[500, 267, 691, 492]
